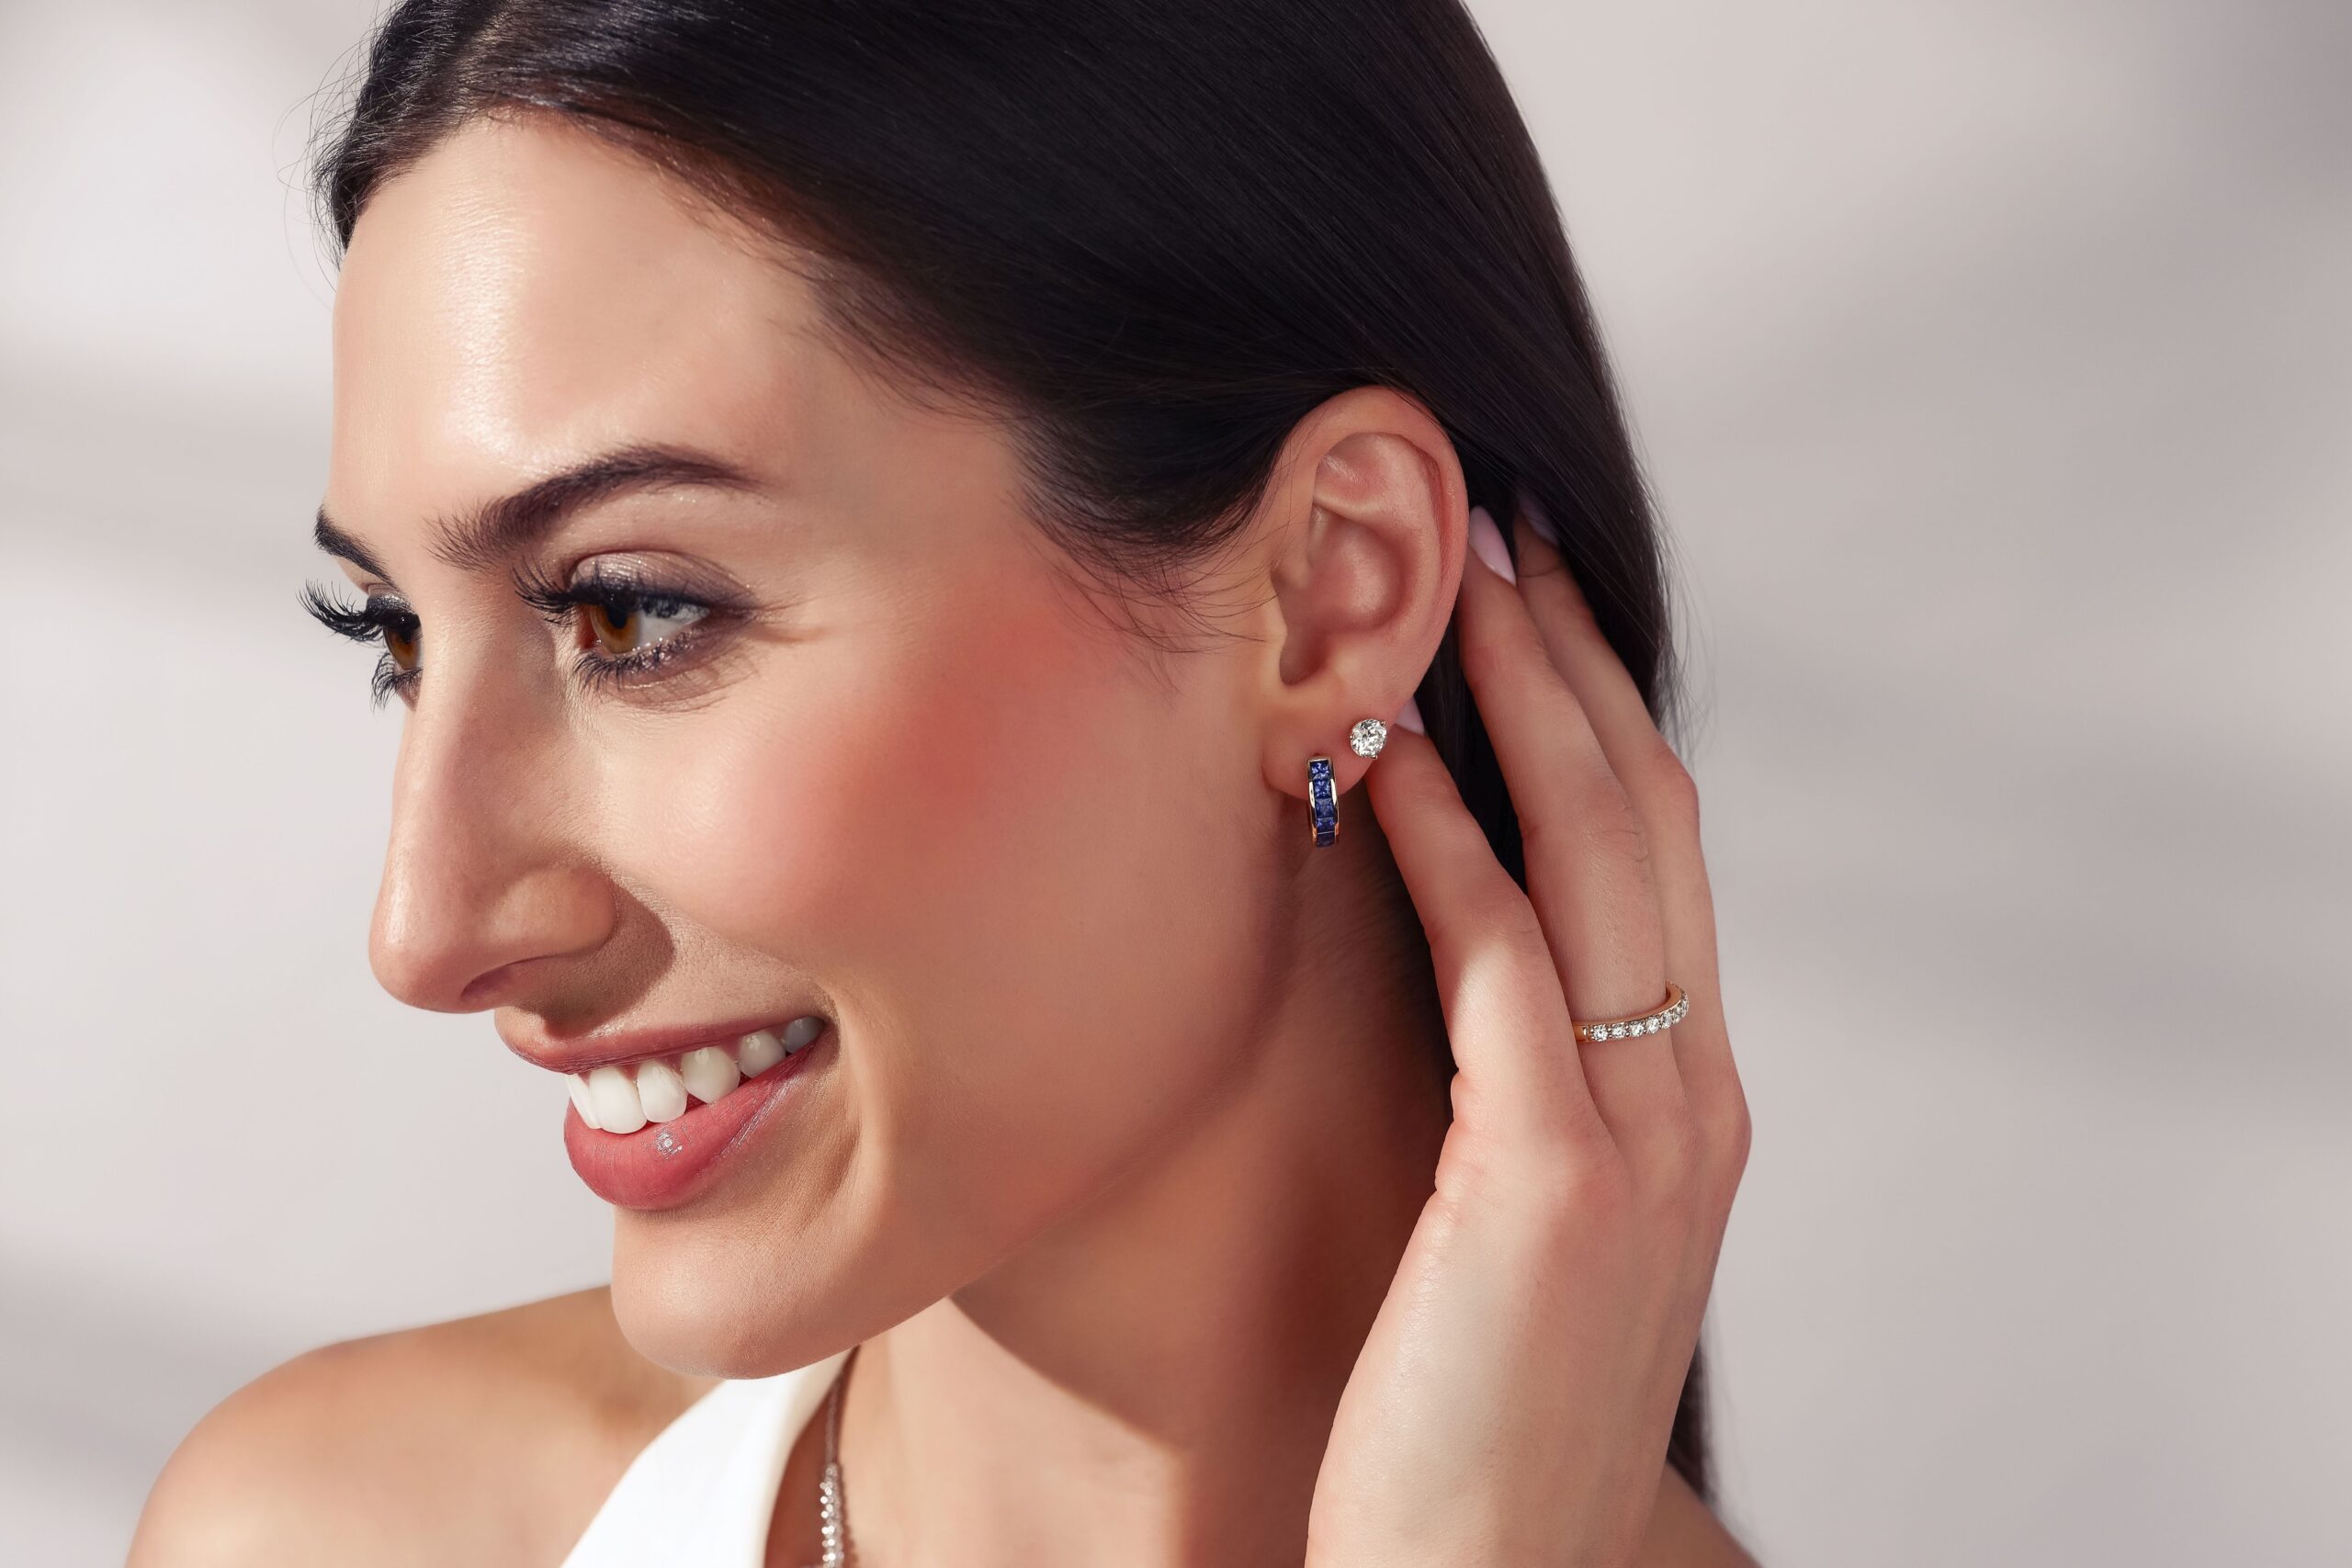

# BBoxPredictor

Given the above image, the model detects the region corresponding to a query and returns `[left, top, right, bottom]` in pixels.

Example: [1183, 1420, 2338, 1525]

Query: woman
[130, 1, 1755, 1562]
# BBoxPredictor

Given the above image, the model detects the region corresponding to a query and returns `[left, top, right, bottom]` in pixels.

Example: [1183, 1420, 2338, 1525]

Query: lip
[560, 1026, 831, 1210]
[501, 1010, 827, 1075]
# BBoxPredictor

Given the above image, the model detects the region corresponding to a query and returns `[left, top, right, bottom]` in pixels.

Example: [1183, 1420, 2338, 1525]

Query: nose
[368, 671, 614, 1014]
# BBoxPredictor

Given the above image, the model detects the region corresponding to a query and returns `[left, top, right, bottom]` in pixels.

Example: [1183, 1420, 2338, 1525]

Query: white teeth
[587, 1064, 647, 1134]
[571, 1017, 827, 1132]
[737, 1028, 786, 1077]
[680, 1044, 741, 1104]
[568, 1073, 602, 1131]
[636, 1058, 689, 1123]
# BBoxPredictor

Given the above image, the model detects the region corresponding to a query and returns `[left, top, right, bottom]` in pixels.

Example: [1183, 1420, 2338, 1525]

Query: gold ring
[1573, 981, 1688, 1043]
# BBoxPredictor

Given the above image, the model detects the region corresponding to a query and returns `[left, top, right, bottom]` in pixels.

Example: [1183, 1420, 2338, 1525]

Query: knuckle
[1586, 799, 1653, 869]
[1479, 901, 1553, 971]
[1648, 744, 1701, 829]
[1705, 1080, 1754, 1180]
[1552, 1135, 1634, 1216]
[1444, 904, 1555, 999]
[1521, 779, 1651, 871]
[1580, 812, 1654, 885]
[1462, 1118, 1623, 1225]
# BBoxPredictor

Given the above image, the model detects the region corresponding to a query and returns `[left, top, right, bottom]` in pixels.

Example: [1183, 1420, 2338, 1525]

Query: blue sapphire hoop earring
[1306, 756, 1339, 846]
[1307, 717, 1392, 848]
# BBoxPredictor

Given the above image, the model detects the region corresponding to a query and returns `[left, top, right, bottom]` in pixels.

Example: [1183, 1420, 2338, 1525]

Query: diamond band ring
[1572, 982, 1689, 1043]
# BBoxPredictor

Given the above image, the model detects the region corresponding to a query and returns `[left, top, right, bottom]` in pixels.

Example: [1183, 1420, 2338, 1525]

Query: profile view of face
[324, 112, 1315, 1373]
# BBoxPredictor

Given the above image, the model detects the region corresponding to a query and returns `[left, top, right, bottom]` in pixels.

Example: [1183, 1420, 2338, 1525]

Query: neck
[838, 822, 1450, 1568]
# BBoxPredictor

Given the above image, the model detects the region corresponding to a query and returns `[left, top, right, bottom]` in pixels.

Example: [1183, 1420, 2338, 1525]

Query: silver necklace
[811, 1343, 858, 1567]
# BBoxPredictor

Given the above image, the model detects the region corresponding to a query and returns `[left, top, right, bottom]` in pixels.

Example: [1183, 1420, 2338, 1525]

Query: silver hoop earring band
[1572, 981, 1690, 1043]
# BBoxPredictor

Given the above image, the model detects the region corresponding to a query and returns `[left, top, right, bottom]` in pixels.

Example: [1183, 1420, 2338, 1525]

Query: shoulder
[1634, 1462, 1766, 1568]
[127, 1286, 715, 1568]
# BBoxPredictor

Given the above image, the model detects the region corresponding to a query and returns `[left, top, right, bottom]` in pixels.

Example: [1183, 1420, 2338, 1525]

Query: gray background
[3, 1, 2346, 1562]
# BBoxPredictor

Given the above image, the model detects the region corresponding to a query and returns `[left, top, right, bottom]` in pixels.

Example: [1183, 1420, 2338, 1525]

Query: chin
[599, 1156, 865, 1374]
[602, 1170, 957, 1378]
[606, 1232, 833, 1377]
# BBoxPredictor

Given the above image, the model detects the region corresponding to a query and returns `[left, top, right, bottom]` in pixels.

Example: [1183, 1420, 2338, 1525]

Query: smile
[567, 1014, 826, 1133]
[555, 1015, 831, 1210]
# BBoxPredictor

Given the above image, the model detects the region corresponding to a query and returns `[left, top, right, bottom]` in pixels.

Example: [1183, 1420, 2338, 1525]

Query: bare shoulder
[127, 1286, 714, 1568]
[1634, 1462, 1766, 1568]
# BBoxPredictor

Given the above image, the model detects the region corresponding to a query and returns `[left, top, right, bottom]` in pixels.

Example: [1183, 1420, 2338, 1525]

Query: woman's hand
[1304, 493, 1752, 1568]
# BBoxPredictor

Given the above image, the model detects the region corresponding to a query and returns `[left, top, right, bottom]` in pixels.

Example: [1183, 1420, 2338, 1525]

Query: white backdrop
[3, 2, 2346, 1562]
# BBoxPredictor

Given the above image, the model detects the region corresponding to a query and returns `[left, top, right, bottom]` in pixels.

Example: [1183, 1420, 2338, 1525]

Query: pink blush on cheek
[639, 593, 1126, 966]
[637, 702, 935, 960]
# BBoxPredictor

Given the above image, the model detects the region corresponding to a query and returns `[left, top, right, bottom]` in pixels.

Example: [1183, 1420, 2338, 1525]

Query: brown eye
[576, 590, 707, 665]
[584, 599, 638, 658]
[383, 620, 421, 671]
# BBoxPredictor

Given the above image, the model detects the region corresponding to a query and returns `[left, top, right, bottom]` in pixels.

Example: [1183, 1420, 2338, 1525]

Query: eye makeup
[298, 555, 752, 707]
[509, 555, 747, 697]
[299, 581, 423, 707]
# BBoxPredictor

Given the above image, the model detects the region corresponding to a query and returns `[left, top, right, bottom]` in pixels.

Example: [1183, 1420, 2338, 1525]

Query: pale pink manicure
[1515, 484, 1562, 548]
[1395, 694, 1425, 734]
[1467, 504, 1516, 584]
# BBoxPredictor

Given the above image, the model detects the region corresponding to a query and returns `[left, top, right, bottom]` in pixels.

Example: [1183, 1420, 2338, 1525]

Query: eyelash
[512, 558, 736, 697]
[298, 582, 424, 708]
[298, 562, 736, 710]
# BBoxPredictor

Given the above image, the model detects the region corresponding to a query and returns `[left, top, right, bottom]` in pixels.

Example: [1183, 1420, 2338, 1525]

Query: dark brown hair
[312, 0, 1712, 1501]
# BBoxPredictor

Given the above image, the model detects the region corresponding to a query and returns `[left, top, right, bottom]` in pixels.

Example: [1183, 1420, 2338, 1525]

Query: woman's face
[322, 113, 1311, 1372]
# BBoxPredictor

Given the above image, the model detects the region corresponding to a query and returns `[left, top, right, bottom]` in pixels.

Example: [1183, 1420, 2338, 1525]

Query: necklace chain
[812, 1344, 857, 1567]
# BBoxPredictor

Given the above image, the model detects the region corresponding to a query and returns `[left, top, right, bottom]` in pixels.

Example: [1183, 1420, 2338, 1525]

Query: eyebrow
[312, 442, 769, 580]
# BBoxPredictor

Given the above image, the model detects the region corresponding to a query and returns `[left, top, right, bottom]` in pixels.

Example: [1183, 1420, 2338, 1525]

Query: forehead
[329, 112, 827, 524]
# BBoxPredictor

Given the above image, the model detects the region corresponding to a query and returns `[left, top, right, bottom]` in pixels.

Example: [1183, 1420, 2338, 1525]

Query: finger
[1454, 504, 1691, 1175]
[1509, 492, 1740, 1156]
[1360, 721, 1612, 1167]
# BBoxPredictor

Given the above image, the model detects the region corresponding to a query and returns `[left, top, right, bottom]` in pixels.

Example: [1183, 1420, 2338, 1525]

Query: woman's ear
[1245, 385, 1465, 806]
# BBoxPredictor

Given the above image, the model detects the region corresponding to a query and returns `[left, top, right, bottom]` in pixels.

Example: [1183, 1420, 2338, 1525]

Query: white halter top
[560, 1345, 855, 1568]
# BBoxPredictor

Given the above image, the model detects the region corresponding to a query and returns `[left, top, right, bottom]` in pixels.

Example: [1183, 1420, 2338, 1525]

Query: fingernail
[1467, 504, 1516, 584]
[1394, 694, 1424, 734]
[1515, 484, 1562, 549]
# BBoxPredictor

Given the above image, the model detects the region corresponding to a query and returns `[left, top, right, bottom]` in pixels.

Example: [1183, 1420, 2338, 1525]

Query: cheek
[609, 576, 1271, 1230]
[639, 599, 1097, 964]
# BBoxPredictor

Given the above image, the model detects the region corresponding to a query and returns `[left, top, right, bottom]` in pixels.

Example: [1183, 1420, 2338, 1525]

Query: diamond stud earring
[1308, 718, 1394, 849]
